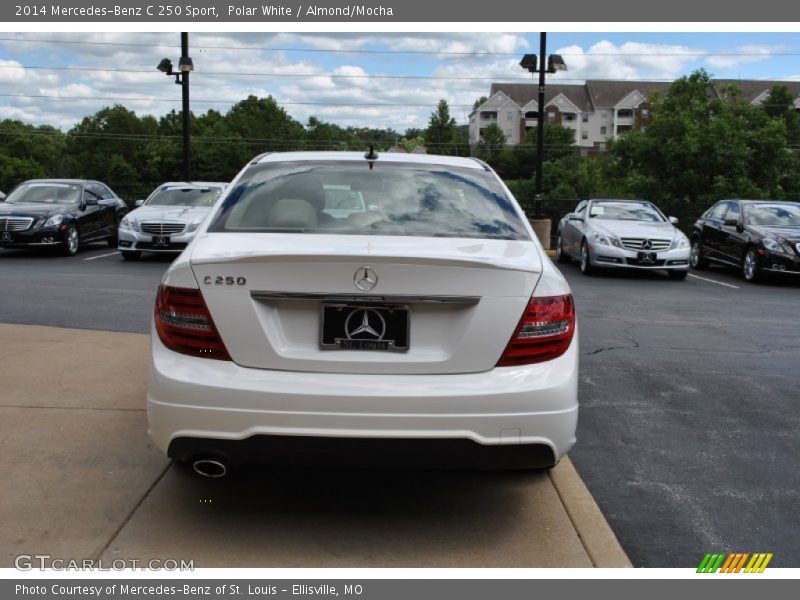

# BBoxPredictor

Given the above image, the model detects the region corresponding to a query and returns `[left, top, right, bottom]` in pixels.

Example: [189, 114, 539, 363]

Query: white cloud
[705, 44, 780, 71]
[550, 41, 702, 82]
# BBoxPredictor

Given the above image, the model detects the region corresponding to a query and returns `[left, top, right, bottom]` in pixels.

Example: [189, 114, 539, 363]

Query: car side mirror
[723, 218, 739, 228]
[568, 213, 584, 222]
[84, 196, 98, 206]
[134, 199, 145, 207]
[668, 216, 679, 225]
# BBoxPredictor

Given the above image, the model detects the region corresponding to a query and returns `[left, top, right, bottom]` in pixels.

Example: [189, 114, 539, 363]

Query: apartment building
[469, 79, 800, 151]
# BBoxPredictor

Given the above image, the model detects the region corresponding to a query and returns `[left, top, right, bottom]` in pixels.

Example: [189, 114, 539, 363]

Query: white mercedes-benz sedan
[147, 151, 578, 476]
[118, 181, 227, 260]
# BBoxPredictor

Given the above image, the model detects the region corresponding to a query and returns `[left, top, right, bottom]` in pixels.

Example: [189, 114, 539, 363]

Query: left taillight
[497, 294, 576, 367]
[154, 285, 231, 361]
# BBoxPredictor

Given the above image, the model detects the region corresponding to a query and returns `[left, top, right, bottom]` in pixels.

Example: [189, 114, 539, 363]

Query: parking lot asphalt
[0, 324, 628, 568]
[560, 261, 800, 567]
[1, 244, 798, 567]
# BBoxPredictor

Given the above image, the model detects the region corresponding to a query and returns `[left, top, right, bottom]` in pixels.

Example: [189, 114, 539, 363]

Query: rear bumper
[147, 329, 579, 467]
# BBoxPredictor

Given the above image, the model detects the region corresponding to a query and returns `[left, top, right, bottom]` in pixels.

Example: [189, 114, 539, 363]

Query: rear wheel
[690, 238, 708, 269]
[668, 270, 688, 281]
[555, 233, 570, 264]
[121, 250, 141, 261]
[742, 247, 761, 283]
[579, 240, 594, 275]
[62, 224, 79, 257]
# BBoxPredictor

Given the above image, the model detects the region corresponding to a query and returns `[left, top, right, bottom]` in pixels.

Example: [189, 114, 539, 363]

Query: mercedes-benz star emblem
[354, 266, 378, 291]
[344, 308, 386, 340]
[642, 239, 653, 250]
[0, 232, 10, 241]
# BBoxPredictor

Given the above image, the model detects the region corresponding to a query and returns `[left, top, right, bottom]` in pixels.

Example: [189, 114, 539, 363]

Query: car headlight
[43, 214, 64, 227]
[590, 230, 611, 246]
[120, 217, 139, 232]
[672, 235, 690, 250]
[186, 221, 201, 233]
[763, 237, 791, 254]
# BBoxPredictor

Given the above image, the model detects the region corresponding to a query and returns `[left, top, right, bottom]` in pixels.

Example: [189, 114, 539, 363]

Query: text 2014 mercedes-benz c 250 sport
[147, 151, 578, 476]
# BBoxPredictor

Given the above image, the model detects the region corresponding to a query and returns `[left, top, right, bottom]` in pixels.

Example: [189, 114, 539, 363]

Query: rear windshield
[208, 161, 529, 241]
[147, 187, 223, 207]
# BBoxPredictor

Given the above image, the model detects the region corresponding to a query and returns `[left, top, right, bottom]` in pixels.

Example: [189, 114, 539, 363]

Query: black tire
[579, 240, 594, 275]
[121, 250, 141, 261]
[62, 224, 79, 257]
[555, 233, 570, 264]
[690, 237, 708, 270]
[742, 247, 762, 283]
[668, 270, 688, 281]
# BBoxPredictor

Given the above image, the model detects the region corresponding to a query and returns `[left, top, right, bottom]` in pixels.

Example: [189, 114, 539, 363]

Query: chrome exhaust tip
[192, 458, 228, 478]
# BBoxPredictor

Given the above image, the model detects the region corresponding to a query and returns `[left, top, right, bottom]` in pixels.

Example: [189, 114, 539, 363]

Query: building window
[548, 112, 556, 122]
[505, 129, 512, 137]
[616, 125, 633, 134]
[506, 112, 513, 121]
[641, 108, 649, 118]
[617, 108, 633, 118]
[524, 111, 538, 119]
[480, 111, 497, 120]
[601, 112, 607, 119]
[563, 113, 576, 122]
[581, 130, 588, 140]
[600, 126, 607, 135]
[582, 113, 589, 123]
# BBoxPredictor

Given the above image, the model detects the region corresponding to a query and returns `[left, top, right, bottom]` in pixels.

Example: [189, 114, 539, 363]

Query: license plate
[638, 251, 657, 264]
[320, 304, 409, 352]
[152, 236, 171, 247]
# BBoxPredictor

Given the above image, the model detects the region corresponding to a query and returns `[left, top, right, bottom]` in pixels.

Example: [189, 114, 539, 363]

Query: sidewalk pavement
[0, 323, 630, 568]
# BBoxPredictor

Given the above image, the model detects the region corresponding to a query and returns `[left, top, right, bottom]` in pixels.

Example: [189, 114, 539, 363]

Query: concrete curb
[550, 458, 632, 567]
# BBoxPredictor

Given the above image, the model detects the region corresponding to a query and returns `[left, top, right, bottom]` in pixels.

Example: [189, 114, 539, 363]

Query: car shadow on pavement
[100, 461, 588, 567]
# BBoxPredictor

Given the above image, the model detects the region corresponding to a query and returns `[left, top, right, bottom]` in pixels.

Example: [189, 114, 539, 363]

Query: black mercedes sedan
[0, 179, 127, 256]
[690, 199, 800, 282]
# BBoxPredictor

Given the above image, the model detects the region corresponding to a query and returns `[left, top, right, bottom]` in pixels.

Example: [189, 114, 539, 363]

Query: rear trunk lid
[190, 233, 542, 374]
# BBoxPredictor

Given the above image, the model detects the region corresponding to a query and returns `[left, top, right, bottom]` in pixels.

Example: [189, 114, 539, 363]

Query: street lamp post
[520, 33, 567, 217]
[157, 32, 194, 181]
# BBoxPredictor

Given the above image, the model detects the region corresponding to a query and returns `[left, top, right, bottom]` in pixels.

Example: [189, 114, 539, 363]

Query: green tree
[509, 124, 579, 179]
[762, 85, 800, 146]
[424, 99, 458, 154]
[609, 69, 790, 203]
[475, 123, 506, 164]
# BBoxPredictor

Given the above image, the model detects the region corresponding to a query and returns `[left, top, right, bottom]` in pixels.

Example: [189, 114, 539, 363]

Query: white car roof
[254, 151, 487, 170]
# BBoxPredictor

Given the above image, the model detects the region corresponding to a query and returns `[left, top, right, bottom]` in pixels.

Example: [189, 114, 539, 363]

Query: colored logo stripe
[698, 552, 772, 573]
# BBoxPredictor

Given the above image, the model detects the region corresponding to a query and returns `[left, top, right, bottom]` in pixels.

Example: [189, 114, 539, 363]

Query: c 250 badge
[203, 275, 247, 286]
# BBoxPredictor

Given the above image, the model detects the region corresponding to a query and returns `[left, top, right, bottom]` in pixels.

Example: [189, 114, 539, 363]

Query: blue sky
[1, 32, 799, 132]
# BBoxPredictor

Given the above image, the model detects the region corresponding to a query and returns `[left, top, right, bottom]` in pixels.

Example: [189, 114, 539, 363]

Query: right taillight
[497, 294, 576, 367]
[154, 285, 231, 361]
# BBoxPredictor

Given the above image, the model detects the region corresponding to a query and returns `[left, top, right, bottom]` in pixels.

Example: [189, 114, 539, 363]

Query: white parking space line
[83, 251, 120, 261]
[688, 273, 740, 289]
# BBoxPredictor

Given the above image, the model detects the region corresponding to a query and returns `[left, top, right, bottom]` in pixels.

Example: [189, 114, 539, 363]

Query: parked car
[556, 198, 691, 279]
[117, 181, 227, 260]
[0, 179, 126, 256]
[690, 199, 800, 283]
[147, 151, 578, 476]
